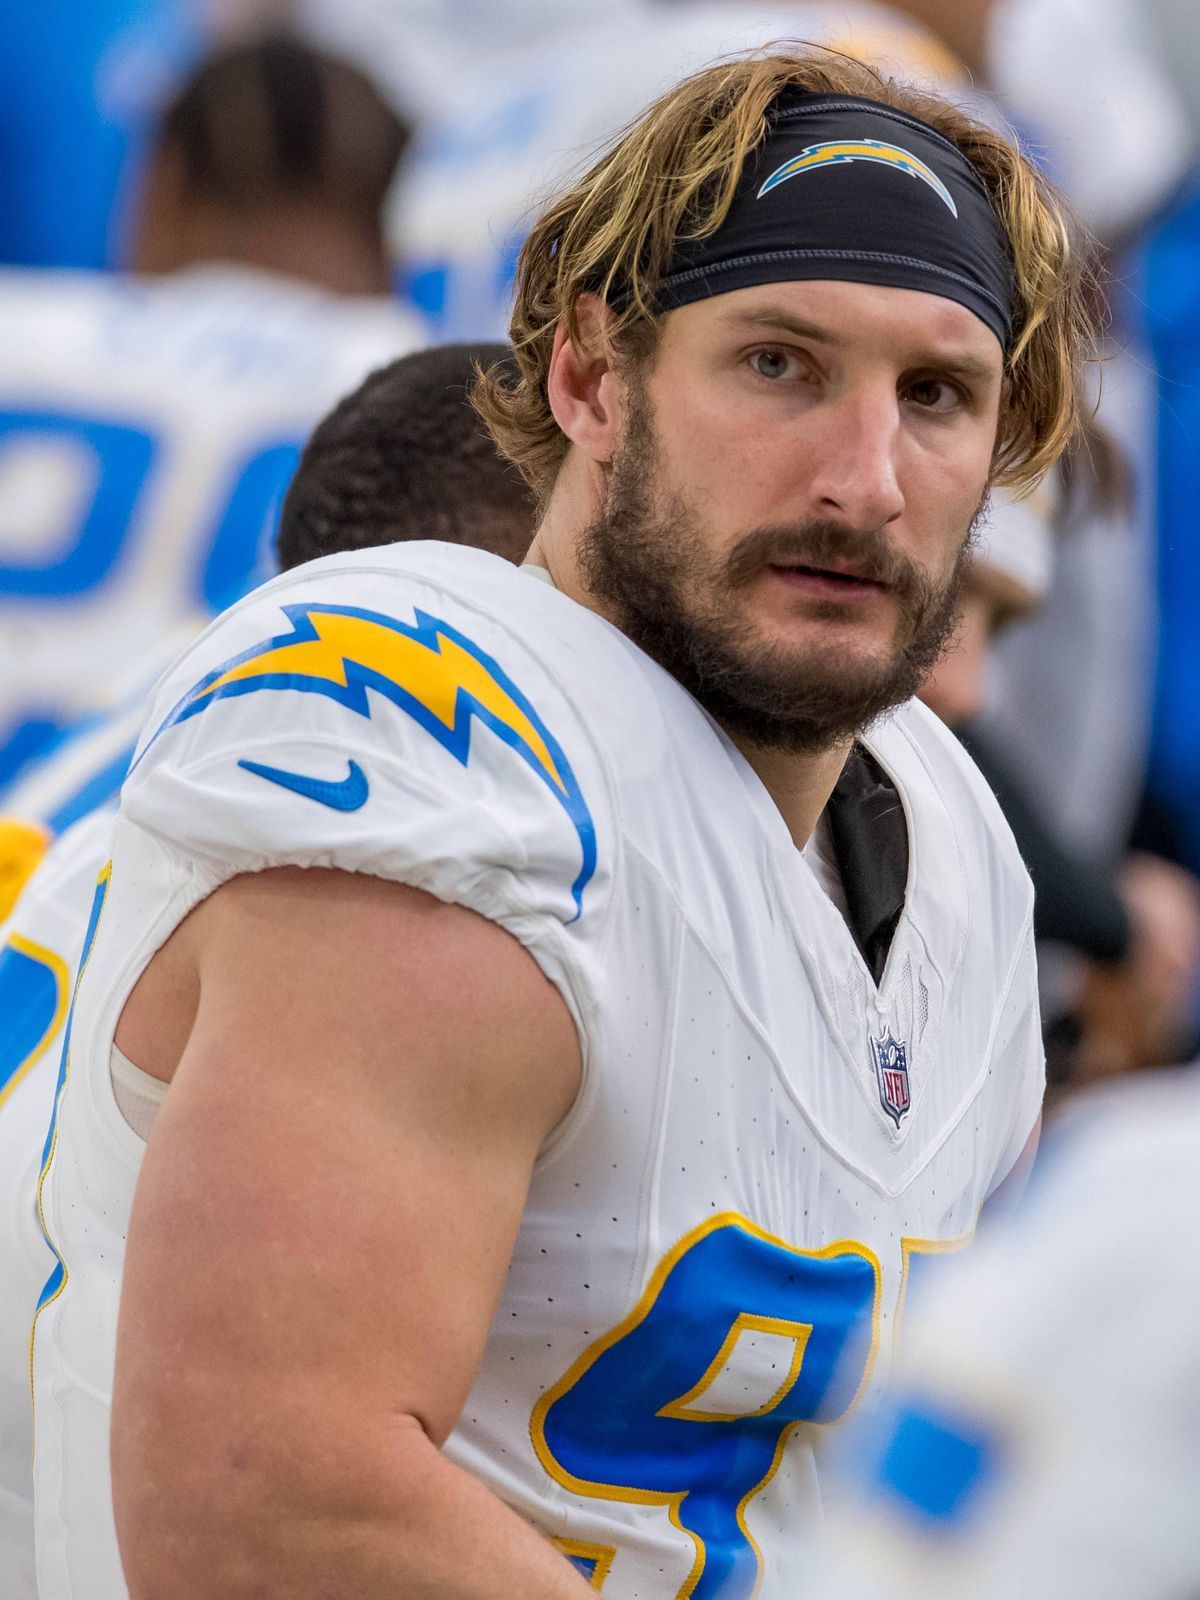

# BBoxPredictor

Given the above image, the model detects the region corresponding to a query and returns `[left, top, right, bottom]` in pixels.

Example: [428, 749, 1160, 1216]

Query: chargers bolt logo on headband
[758, 138, 959, 218]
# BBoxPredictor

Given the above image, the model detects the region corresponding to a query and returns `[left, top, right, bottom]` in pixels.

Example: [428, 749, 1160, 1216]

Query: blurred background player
[0, 33, 422, 797]
[0, 338, 533, 1600]
[0, 342, 533, 923]
[362, 0, 965, 338]
[920, 476, 1200, 1088]
[813, 1060, 1200, 1600]
[277, 341, 534, 570]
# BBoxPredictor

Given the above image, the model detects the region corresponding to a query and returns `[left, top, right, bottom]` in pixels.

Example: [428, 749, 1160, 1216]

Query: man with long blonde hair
[34, 48, 1091, 1600]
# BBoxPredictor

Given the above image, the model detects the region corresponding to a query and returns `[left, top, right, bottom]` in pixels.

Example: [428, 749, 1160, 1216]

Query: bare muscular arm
[112, 867, 594, 1599]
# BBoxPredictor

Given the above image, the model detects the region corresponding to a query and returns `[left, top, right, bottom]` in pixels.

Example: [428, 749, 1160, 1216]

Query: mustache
[723, 521, 934, 601]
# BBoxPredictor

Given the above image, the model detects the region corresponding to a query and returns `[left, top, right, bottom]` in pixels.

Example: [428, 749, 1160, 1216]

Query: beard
[578, 385, 979, 754]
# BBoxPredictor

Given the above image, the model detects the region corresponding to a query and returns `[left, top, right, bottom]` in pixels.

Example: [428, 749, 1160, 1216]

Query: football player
[0, 34, 423, 793]
[33, 49, 1092, 1600]
[0, 341, 531, 1600]
[813, 1064, 1200, 1599]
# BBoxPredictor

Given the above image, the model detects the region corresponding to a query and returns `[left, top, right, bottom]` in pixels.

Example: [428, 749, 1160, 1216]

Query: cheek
[901, 433, 992, 546]
[645, 365, 784, 509]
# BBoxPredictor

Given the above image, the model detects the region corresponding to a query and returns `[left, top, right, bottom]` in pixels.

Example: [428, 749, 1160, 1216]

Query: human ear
[545, 294, 623, 467]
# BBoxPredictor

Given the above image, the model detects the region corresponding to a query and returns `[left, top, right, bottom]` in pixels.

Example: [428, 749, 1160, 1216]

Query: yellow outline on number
[0, 933, 70, 1114]
[893, 1232, 974, 1358]
[0, 818, 51, 922]
[553, 1537, 616, 1589]
[657, 1313, 813, 1423]
[529, 1211, 882, 1600]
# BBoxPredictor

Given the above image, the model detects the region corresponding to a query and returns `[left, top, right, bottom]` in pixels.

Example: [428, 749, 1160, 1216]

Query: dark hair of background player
[132, 34, 408, 293]
[160, 33, 406, 220]
[277, 343, 538, 572]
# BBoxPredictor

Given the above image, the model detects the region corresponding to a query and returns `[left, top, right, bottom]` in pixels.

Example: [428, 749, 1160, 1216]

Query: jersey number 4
[532, 1214, 881, 1598]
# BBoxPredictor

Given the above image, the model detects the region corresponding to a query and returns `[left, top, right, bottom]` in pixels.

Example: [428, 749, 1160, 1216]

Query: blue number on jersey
[0, 406, 300, 610]
[0, 934, 69, 1110]
[197, 439, 301, 611]
[533, 1214, 881, 1599]
[0, 409, 157, 596]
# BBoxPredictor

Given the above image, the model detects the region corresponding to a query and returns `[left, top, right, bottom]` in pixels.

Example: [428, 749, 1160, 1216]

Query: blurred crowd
[2, 0, 1198, 1097]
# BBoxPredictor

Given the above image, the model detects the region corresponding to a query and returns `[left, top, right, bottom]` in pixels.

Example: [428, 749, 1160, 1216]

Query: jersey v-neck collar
[710, 708, 968, 1009]
[709, 720, 916, 1000]
[712, 710, 970, 1157]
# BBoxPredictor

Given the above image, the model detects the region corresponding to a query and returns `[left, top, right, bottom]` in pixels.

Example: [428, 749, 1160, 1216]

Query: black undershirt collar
[823, 743, 909, 987]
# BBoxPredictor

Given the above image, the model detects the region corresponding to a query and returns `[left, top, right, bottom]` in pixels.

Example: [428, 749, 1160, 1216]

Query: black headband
[650, 93, 1015, 351]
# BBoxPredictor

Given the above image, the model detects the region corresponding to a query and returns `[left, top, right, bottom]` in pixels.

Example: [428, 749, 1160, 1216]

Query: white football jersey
[33, 543, 1041, 1599]
[0, 807, 114, 1600]
[815, 1066, 1200, 1600]
[0, 264, 423, 786]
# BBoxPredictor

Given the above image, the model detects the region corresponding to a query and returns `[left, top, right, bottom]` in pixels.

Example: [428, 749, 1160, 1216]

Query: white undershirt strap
[110, 1044, 168, 1141]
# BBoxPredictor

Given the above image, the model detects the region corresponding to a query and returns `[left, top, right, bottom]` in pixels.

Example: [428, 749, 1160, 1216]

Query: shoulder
[0, 268, 127, 353]
[121, 546, 665, 941]
[136, 543, 680, 798]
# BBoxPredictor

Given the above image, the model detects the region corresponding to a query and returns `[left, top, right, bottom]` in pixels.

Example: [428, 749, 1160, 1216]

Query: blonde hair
[474, 48, 1097, 505]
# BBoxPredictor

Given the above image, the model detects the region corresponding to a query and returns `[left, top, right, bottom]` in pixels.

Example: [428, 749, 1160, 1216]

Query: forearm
[118, 1423, 595, 1600]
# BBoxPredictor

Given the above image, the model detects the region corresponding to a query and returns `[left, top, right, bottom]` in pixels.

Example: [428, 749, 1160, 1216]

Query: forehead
[664, 279, 1004, 375]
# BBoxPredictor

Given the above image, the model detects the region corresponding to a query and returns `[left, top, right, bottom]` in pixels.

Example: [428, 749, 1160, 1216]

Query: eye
[749, 347, 805, 382]
[903, 376, 964, 412]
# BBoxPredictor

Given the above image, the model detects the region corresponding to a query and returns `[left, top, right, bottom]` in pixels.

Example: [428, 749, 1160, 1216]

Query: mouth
[765, 562, 891, 603]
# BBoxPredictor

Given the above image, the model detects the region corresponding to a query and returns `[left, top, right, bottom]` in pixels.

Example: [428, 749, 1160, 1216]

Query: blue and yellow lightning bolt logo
[758, 138, 958, 216]
[141, 602, 597, 918]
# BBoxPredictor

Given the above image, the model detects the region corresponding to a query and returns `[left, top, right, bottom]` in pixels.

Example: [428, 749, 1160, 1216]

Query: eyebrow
[723, 307, 845, 346]
[721, 305, 1001, 384]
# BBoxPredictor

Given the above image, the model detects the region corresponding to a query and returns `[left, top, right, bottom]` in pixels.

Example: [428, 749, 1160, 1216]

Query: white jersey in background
[0, 265, 423, 787]
[34, 543, 1041, 1599]
[815, 1066, 1200, 1600]
[0, 808, 114, 1600]
[986, 0, 1194, 241]
[295, 0, 642, 124]
[385, 3, 967, 338]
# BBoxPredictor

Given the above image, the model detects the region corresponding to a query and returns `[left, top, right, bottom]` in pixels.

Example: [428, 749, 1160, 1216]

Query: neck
[215, 210, 391, 296]
[139, 204, 391, 297]
[524, 467, 601, 606]
[725, 733, 852, 849]
[528, 477, 853, 848]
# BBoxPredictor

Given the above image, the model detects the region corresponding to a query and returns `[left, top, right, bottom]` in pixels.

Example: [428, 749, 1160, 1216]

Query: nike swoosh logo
[238, 757, 369, 812]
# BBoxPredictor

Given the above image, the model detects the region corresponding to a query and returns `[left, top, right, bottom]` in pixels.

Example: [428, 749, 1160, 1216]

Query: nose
[807, 385, 905, 530]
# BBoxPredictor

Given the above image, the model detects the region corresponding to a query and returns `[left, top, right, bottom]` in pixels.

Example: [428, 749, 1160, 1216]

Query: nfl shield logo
[872, 1027, 911, 1126]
